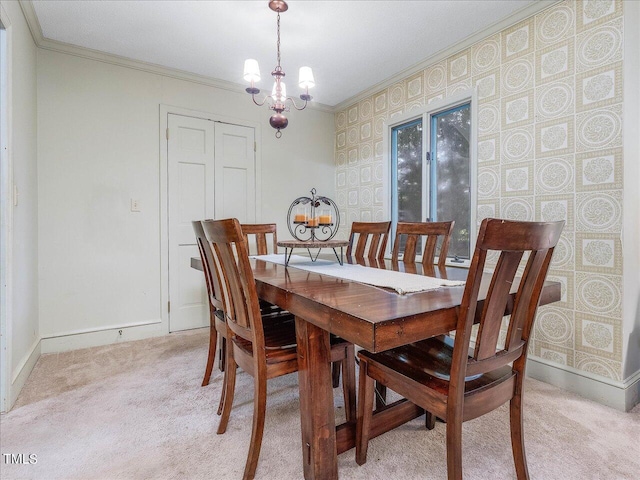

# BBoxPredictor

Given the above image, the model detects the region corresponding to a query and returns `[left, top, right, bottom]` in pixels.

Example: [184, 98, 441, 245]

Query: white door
[168, 114, 215, 332]
[214, 122, 256, 222]
[167, 115, 257, 332]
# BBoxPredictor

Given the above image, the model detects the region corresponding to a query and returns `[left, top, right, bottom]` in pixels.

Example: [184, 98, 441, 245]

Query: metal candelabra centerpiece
[287, 188, 339, 242]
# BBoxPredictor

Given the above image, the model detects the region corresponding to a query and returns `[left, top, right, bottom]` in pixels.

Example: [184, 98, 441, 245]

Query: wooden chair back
[241, 223, 278, 255]
[391, 221, 454, 268]
[452, 218, 564, 385]
[203, 219, 264, 349]
[192, 220, 223, 311]
[347, 221, 391, 260]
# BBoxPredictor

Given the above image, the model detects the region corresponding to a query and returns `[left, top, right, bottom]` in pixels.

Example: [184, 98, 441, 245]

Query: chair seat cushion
[234, 314, 352, 365]
[358, 336, 513, 397]
[231, 314, 296, 364]
[259, 299, 286, 315]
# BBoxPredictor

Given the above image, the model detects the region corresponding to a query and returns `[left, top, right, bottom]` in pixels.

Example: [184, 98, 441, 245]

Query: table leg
[285, 247, 293, 266]
[295, 317, 338, 480]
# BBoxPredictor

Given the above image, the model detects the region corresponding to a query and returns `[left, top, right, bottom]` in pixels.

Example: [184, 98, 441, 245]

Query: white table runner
[252, 254, 465, 295]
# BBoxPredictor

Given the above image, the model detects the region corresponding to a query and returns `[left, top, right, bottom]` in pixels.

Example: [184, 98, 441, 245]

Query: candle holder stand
[287, 188, 340, 242]
[279, 188, 346, 266]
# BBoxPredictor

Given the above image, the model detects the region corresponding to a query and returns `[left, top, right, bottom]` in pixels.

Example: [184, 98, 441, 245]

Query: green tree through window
[432, 105, 471, 259]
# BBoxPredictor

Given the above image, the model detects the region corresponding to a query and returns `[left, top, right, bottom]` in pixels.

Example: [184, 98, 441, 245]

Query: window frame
[383, 89, 478, 267]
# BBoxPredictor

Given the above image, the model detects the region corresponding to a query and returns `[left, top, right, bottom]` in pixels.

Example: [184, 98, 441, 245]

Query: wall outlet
[130, 199, 140, 212]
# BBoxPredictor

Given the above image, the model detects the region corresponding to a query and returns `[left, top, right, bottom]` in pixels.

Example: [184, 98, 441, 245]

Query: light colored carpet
[1, 330, 638, 480]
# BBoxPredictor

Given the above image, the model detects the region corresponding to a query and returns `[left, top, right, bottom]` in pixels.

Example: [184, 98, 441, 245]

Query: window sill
[445, 259, 470, 269]
[383, 255, 471, 269]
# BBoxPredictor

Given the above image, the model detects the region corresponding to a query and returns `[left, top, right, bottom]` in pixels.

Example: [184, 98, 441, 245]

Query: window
[388, 92, 476, 263]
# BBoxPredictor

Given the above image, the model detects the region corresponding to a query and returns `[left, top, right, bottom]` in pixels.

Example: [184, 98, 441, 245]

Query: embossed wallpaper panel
[334, 0, 625, 381]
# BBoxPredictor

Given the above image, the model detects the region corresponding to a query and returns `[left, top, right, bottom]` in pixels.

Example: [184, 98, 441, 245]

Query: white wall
[36, 49, 334, 348]
[0, 0, 40, 410]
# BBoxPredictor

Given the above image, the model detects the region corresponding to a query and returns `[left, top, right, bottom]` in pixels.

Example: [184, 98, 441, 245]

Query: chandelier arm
[287, 96, 309, 111]
[251, 93, 273, 107]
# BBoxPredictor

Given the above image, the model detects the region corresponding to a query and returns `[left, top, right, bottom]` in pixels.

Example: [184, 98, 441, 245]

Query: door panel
[222, 168, 248, 221]
[168, 114, 214, 332]
[179, 245, 206, 305]
[178, 163, 207, 242]
[214, 123, 255, 222]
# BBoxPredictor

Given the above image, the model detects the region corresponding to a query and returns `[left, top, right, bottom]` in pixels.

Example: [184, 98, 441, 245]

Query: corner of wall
[9, 338, 40, 408]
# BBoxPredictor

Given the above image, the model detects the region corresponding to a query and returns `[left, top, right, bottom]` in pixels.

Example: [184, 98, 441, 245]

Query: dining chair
[241, 222, 349, 389]
[346, 221, 391, 260]
[240, 223, 284, 316]
[375, 221, 455, 407]
[203, 218, 356, 480]
[193, 220, 228, 389]
[197, 222, 287, 389]
[340, 221, 392, 388]
[356, 218, 564, 479]
[240, 223, 278, 255]
[370, 221, 455, 406]
[391, 220, 454, 268]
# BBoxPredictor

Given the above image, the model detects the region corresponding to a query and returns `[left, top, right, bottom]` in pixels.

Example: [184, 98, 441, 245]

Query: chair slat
[474, 250, 523, 361]
[506, 248, 554, 351]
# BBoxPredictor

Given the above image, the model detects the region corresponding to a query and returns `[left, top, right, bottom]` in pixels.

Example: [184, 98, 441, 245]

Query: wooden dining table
[191, 255, 561, 480]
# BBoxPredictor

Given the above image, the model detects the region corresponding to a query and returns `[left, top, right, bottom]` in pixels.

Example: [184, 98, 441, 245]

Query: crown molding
[17, 0, 334, 113]
[18, 0, 41, 44]
[20, 0, 560, 114]
[333, 0, 561, 111]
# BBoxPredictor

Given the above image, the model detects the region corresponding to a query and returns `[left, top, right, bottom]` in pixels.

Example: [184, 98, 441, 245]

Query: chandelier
[243, 0, 315, 138]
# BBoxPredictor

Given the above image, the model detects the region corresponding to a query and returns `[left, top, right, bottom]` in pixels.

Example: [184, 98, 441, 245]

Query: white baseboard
[526, 357, 640, 412]
[40, 320, 167, 354]
[623, 370, 640, 410]
[9, 338, 41, 409]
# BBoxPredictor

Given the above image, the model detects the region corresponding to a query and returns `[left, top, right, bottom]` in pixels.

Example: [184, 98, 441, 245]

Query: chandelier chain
[276, 11, 281, 68]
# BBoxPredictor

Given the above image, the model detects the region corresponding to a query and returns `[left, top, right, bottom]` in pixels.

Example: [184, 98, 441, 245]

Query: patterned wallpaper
[334, 0, 625, 381]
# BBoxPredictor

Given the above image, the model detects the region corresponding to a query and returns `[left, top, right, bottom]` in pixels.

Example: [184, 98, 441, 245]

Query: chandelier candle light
[243, 0, 315, 138]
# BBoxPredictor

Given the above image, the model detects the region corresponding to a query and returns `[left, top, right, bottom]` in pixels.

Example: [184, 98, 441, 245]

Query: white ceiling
[31, 0, 541, 107]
